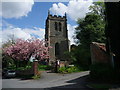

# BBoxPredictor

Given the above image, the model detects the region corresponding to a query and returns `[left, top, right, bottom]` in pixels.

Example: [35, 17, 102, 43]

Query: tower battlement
[47, 10, 67, 20]
[48, 14, 66, 20]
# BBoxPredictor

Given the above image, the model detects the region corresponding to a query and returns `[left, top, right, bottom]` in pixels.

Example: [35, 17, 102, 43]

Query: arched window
[59, 22, 61, 31]
[55, 43, 59, 56]
[55, 22, 57, 31]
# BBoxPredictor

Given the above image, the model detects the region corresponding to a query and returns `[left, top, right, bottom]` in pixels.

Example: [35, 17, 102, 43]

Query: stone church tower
[45, 11, 69, 64]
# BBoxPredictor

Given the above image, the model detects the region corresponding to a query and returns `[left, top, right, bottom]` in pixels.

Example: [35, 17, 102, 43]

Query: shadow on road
[46, 75, 92, 90]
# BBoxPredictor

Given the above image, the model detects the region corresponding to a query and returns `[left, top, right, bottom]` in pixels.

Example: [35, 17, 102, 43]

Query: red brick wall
[16, 61, 38, 76]
[33, 61, 38, 76]
[90, 42, 110, 64]
[16, 68, 33, 76]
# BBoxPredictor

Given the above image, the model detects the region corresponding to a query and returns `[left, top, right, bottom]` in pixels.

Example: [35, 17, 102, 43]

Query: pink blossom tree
[3, 38, 50, 67]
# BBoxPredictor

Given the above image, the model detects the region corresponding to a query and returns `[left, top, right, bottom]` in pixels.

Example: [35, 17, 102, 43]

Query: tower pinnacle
[65, 12, 67, 17]
[48, 10, 50, 15]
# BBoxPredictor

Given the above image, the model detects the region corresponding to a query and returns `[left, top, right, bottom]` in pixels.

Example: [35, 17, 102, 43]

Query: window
[59, 22, 62, 31]
[55, 22, 57, 31]
[55, 43, 59, 56]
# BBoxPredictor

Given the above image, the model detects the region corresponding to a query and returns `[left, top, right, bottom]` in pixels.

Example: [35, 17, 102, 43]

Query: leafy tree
[71, 2, 106, 69]
[3, 38, 49, 61]
[76, 13, 106, 48]
[2, 36, 16, 68]
[89, 2, 105, 20]
[2, 38, 50, 68]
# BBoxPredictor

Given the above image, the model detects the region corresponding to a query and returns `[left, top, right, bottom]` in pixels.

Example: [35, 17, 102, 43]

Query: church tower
[45, 11, 69, 64]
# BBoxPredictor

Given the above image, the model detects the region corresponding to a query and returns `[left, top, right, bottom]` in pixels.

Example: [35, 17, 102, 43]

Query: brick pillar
[33, 60, 38, 76]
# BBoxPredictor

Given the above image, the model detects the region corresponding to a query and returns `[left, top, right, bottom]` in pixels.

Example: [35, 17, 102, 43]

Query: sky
[0, 0, 94, 47]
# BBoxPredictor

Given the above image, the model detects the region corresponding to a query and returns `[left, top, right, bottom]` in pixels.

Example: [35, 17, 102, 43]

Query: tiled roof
[92, 42, 106, 51]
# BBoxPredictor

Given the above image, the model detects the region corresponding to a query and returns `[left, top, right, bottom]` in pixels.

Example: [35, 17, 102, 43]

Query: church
[45, 11, 69, 65]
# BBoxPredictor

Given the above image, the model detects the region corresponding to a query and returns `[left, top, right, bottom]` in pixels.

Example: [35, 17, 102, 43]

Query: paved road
[2, 71, 91, 89]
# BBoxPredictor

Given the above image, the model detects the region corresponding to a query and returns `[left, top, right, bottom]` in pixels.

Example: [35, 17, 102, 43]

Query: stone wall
[90, 42, 110, 64]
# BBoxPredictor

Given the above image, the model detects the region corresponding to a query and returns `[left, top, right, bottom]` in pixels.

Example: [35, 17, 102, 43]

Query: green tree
[76, 13, 106, 48]
[73, 2, 106, 69]
[89, 2, 105, 19]
[2, 36, 16, 69]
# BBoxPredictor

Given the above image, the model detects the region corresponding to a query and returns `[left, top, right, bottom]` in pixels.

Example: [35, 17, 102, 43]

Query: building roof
[92, 42, 106, 52]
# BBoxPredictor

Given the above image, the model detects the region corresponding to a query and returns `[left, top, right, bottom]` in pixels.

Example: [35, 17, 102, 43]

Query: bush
[67, 66, 80, 73]
[6, 65, 32, 71]
[58, 67, 67, 73]
[17, 65, 32, 70]
[90, 63, 120, 82]
[58, 66, 82, 73]
[38, 65, 52, 71]
[32, 75, 41, 80]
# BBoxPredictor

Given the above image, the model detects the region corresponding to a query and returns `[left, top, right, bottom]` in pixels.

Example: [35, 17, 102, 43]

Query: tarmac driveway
[2, 71, 90, 89]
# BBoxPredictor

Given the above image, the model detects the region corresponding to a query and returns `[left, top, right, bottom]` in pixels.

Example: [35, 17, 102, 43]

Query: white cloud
[1, 21, 45, 46]
[1, 0, 34, 19]
[50, 3, 67, 16]
[22, 27, 45, 39]
[1, 26, 31, 43]
[67, 24, 77, 45]
[50, 0, 93, 21]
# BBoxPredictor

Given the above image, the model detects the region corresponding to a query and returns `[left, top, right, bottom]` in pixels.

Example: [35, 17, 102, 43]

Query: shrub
[89, 63, 120, 82]
[58, 66, 82, 73]
[67, 66, 79, 73]
[32, 75, 41, 80]
[5, 65, 32, 71]
[15, 65, 32, 71]
[58, 67, 67, 73]
[38, 65, 52, 71]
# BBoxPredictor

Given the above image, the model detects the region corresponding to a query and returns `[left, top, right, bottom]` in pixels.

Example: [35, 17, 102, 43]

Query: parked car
[2, 69, 16, 78]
